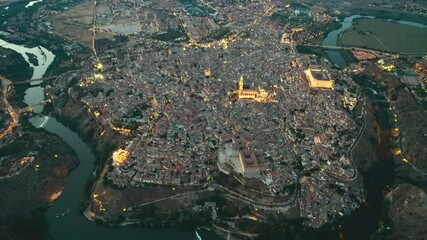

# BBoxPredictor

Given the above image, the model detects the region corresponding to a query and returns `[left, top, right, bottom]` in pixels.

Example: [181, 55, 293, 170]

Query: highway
[0, 76, 19, 140]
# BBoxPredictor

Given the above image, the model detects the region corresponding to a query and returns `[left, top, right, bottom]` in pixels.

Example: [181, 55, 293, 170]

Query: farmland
[341, 19, 427, 54]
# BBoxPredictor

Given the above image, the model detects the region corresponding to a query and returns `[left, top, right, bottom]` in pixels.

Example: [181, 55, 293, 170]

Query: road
[92, 0, 98, 60]
[302, 44, 427, 55]
[325, 95, 367, 182]
[210, 183, 296, 211]
[0, 76, 19, 140]
[0, 157, 34, 180]
[388, 104, 427, 176]
[129, 188, 210, 209]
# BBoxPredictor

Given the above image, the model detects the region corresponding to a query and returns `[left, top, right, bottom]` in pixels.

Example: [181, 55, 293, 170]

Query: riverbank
[46, 86, 221, 240]
[0, 117, 79, 240]
[341, 18, 427, 54]
[350, 7, 427, 26]
[2, 1, 221, 239]
[321, 13, 427, 67]
[0, 32, 81, 240]
[372, 183, 427, 240]
[49, 73, 126, 212]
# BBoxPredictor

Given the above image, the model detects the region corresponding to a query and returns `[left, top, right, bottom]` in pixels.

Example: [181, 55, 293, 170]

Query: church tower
[238, 75, 244, 91]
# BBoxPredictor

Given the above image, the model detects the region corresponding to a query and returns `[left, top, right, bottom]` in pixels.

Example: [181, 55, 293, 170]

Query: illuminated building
[305, 68, 334, 89]
[94, 73, 104, 80]
[392, 148, 402, 156]
[377, 59, 395, 71]
[112, 148, 129, 166]
[204, 68, 213, 78]
[280, 28, 304, 44]
[342, 96, 357, 110]
[234, 76, 277, 102]
[391, 128, 400, 137]
[95, 62, 103, 71]
[415, 62, 427, 74]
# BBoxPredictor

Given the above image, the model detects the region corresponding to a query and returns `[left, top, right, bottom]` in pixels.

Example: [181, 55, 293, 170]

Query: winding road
[389, 105, 427, 176]
[0, 76, 18, 140]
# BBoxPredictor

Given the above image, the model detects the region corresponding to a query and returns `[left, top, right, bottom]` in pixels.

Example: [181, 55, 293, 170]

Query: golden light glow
[94, 73, 104, 80]
[89, 211, 96, 218]
[392, 148, 402, 156]
[19, 157, 33, 165]
[0, 77, 19, 140]
[95, 62, 103, 71]
[305, 68, 334, 89]
[280, 33, 289, 44]
[248, 216, 258, 221]
[377, 60, 395, 71]
[281, 28, 304, 44]
[204, 68, 213, 78]
[112, 148, 129, 166]
[234, 76, 277, 103]
[111, 126, 132, 135]
[49, 191, 62, 202]
[391, 128, 400, 137]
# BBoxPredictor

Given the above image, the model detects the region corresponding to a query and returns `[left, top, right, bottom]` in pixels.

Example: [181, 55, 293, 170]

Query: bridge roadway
[0, 75, 54, 141]
[12, 75, 58, 84]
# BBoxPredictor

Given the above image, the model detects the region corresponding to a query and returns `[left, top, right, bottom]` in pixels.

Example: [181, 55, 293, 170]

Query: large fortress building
[305, 68, 334, 89]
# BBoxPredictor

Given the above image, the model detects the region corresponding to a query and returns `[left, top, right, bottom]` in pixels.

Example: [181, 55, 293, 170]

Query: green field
[341, 19, 427, 54]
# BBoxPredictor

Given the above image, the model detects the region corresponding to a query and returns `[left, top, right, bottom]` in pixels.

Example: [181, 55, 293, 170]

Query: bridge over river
[12, 75, 59, 84]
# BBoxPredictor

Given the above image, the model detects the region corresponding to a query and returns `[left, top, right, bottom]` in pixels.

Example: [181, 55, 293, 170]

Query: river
[319, 15, 426, 240]
[0, 38, 219, 240]
[3, 13, 424, 240]
[322, 15, 427, 67]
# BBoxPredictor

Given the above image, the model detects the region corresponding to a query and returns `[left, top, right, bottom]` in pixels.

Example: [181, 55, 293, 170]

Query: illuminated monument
[305, 68, 334, 89]
[112, 148, 129, 166]
[234, 76, 277, 102]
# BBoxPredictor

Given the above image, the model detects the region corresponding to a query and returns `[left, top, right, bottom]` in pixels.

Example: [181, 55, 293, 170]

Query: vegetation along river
[0, 38, 218, 240]
[2, 13, 426, 240]
[322, 15, 427, 68]
[319, 14, 427, 240]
